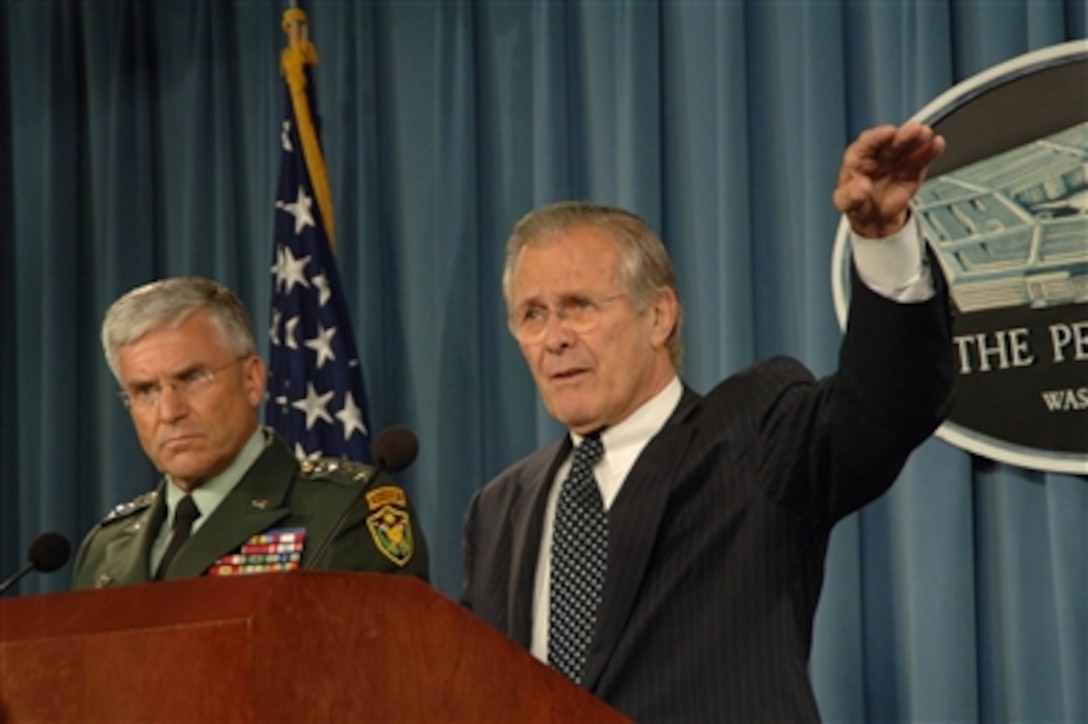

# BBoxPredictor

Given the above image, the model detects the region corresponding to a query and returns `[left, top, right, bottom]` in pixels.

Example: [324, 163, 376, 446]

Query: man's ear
[243, 354, 267, 407]
[648, 287, 679, 349]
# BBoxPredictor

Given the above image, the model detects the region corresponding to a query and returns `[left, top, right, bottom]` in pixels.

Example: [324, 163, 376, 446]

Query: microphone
[0, 531, 72, 596]
[372, 425, 419, 474]
[305, 425, 419, 570]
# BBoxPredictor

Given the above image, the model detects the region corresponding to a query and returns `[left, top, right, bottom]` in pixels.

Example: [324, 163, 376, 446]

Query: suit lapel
[507, 438, 569, 647]
[165, 441, 295, 579]
[582, 387, 701, 691]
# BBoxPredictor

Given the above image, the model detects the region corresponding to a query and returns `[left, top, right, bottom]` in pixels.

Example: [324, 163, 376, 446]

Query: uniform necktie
[154, 495, 201, 580]
[548, 433, 606, 684]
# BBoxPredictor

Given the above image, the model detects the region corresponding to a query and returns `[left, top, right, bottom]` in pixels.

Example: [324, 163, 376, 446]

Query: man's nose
[156, 383, 189, 420]
[542, 310, 576, 350]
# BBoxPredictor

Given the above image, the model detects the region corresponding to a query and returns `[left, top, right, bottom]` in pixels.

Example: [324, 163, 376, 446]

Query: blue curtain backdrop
[1, 1, 1084, 721]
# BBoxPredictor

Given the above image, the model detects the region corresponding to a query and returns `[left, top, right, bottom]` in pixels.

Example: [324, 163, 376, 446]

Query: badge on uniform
[208, 527, 306, 576]
[365, 487, 414, 567]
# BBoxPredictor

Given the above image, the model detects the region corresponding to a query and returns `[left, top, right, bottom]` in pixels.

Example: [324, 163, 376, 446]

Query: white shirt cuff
[849, 214, 936, 302]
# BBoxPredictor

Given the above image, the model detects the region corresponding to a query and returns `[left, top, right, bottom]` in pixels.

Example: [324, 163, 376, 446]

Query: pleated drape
[1, 1, 1084, 720]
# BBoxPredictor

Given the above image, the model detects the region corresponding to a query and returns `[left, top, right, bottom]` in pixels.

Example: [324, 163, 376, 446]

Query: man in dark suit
[73, 277, 428, 589]
[460, 123, 954, 720]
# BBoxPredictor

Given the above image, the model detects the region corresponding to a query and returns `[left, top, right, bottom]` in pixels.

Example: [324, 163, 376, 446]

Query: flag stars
[281, 120, 294, 152]
[292, 382, 334, 430]
[336, 391, 368, 441]
[268, 90, 371, 463]
[284, 316, 301, 350]
[305, 323, 338, 368]
[276, 186, 316, 235]
[294, 442, 321, 461]
[313, 273, 331, 306]
[274, 246, 311, 293]
[269, 309, 283, 346]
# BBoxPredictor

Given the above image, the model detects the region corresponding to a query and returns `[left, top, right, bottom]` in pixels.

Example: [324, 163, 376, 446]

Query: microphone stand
[0, 563, 36, 595]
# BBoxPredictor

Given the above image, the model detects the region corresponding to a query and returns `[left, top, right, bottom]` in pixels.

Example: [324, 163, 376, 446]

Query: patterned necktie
[154, 495, 201, 580]
[548, 433, 606, 684]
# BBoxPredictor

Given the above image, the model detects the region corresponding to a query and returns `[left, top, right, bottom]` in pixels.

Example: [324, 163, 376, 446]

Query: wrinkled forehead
[117, 312, 230, 367]
[512, 227, 624, 292]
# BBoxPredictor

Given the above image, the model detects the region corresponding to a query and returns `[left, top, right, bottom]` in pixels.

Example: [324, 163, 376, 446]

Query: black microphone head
[373, 425, 419, 473]
[28, 532, 72, 573]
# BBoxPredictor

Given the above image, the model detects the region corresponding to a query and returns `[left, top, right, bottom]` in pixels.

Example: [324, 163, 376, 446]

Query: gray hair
[101, 277, 257, 381]
[502, 201, 684, 366]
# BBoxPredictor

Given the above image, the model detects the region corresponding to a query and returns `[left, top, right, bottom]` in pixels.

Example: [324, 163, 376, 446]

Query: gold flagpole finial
[282, 7, 309, 49]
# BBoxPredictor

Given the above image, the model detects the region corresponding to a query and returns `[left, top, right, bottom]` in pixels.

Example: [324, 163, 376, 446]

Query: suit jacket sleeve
[758, 254, 955, 524]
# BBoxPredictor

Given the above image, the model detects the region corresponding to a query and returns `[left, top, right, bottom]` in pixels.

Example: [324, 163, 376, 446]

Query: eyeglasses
[118, 358, 244, 410]
[512, 293, 626, 343]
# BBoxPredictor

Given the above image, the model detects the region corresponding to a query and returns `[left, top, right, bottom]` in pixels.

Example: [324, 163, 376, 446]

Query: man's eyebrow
[124, 362, 207, 386]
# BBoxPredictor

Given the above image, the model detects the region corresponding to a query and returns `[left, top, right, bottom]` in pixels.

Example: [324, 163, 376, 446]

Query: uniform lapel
[165, 440, 295, 579]
[507, 437, 569, 647]
[98, 488, 166, 587]
[582, 388, 701, 691]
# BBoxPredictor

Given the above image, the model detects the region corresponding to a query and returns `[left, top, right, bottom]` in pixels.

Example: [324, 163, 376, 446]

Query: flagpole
[281, 6, 337, 252]
[268, 2, 374, 462]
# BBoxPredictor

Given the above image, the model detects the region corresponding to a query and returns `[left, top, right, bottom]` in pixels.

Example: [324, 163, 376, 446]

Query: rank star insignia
[366, 505, 414, 567]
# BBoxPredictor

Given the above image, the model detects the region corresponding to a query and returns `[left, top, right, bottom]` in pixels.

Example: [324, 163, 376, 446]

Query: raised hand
[832, 123, 945, 239]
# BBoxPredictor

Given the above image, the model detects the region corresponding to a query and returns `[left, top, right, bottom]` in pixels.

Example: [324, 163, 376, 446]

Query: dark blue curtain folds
[1, 2, 1084, 721]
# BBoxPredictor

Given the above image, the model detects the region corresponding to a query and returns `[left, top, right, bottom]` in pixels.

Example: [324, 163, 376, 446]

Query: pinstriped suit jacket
[461, 268, 954, 721]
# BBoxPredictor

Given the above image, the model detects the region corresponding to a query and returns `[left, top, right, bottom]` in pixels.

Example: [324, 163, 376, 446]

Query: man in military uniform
[72, 277, 428, 589]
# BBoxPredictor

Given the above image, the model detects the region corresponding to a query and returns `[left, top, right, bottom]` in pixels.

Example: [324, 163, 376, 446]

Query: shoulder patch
[366, 492, 414, 567]
[103, 490, 158, 523]
[365, 486, 407, 509]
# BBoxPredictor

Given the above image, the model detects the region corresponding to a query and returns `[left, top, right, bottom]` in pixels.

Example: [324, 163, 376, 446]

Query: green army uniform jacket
[71, 432, 429, 589]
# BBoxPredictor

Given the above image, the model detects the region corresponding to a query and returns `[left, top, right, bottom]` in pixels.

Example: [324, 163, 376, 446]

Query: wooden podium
[0, 572, 626, 722]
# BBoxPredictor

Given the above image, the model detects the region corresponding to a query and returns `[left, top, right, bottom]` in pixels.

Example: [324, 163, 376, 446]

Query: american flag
[265, 12, 372, 463]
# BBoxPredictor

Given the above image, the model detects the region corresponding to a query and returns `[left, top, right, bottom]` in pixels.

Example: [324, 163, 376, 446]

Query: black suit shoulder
[701, 355, 814, 416]
[472, 439, 565, 509]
